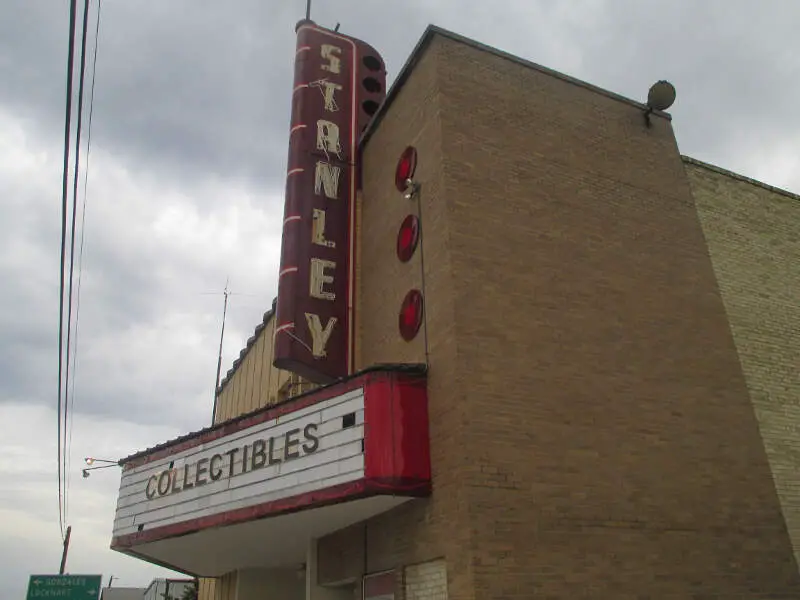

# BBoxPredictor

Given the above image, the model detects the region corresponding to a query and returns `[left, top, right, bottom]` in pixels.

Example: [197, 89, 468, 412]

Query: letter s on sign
[145, 475, 157, 499]
[302, 422, 319, 454]
[320, 44, 341, 74]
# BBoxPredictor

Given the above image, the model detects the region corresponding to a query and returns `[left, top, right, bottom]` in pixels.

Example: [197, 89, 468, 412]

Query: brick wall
[317, 29, 800, 598]
[433, 35, 799, 597]
[327, 34, 474, 600]
[687, 157, 800, 566]
[405, 561, 447, 600]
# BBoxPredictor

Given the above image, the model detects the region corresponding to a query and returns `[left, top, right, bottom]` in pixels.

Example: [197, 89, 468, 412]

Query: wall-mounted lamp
[395, 146, 418, 199]
[644, 80, 676, 127]
[402, 178, 419, 200]
[82, 457, 120, 478]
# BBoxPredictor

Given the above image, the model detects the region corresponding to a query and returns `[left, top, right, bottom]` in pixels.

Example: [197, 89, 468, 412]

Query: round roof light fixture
[398, 289, 424, 342]
[646, 80, 677, 112]
[395, 146, 418, 193]
[396, 215, 420, 263]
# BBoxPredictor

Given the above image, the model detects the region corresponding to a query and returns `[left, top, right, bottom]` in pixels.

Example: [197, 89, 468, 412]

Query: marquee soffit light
[399, 289, 424, 342]
[395, 146, 418, 193]
[396, 214, 420, 263]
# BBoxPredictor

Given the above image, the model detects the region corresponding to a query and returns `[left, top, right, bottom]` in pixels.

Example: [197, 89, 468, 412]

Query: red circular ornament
[394, 146, 418, 192]
[396, 215, 420, 262]
[398, 289, 424, 341]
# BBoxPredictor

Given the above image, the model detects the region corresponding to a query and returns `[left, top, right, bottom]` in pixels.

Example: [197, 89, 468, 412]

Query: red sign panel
[274, 22, 386, 383]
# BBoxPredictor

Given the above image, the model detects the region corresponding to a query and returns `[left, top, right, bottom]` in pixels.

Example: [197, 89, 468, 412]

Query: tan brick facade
[688, 157, 800, 567]
[322, 30, 800, 598]
[404, 561, 447, 600]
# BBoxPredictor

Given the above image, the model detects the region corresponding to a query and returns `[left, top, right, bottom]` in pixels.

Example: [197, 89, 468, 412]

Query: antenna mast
[305, 0, 311, 20]
[211, 279, 230, 423]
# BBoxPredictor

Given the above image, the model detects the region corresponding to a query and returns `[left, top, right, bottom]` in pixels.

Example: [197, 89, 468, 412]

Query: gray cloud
[1, 1, 798, 598]
[1, 0, 299, 188]
[0, 114, 281, 430]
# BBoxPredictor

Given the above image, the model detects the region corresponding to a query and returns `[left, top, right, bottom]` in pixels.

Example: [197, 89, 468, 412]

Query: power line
[66, 0, 103, 524]
[58, 0, 79, 543]
[63, 0, 91, 530]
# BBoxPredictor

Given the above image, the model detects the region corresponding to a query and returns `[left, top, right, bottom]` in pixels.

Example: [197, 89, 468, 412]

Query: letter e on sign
[310, 258, 336, 301]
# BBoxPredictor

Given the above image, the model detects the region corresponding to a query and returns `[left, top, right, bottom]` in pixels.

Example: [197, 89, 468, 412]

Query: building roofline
[682, 155, 800, 202]
[215, 298, 277, 396]
[360, 24, 671, 148]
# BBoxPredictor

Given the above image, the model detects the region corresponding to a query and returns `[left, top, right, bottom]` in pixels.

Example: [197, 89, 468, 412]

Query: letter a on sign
[317, 120, 342, 156]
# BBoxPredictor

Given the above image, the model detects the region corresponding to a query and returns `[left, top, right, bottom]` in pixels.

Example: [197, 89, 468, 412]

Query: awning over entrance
[110, 366, 430, 576]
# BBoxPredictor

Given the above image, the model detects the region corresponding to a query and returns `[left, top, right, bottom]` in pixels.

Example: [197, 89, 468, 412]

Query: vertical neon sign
[274, 20, 386, 383]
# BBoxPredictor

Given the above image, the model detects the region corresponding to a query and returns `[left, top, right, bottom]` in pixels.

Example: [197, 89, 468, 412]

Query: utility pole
[59, 525, 72, 574]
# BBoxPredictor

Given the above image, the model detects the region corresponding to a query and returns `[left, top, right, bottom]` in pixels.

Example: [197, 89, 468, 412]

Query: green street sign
[26, 575, 102, 600]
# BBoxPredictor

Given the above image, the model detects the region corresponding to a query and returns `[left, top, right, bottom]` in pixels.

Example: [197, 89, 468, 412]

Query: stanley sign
[274, 20, 386, 383]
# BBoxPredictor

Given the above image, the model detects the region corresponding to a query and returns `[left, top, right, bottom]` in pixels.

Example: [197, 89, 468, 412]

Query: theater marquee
[115, 389, 366, 540]
[274, 22, 386, 383]
[111, 368, 430, 567]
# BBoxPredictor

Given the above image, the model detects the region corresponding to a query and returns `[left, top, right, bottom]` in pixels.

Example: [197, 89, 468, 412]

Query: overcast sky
[1, 1, 799, 598]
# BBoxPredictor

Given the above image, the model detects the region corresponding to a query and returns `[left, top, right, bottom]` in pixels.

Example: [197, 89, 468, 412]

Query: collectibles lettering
[144, 422, 319, 499]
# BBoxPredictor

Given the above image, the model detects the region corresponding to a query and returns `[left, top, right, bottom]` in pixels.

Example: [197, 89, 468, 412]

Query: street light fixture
[82, 457, 120, 478]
